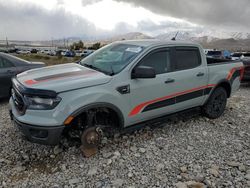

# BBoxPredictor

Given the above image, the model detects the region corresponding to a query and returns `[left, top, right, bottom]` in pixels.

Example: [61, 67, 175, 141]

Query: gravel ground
[0, 85, 250, 188]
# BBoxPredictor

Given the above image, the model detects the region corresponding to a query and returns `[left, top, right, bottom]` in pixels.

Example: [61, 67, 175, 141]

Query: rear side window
[175, 47, 201, 71]
[139, 49, 170, 74]
[0, 57, 14, 68]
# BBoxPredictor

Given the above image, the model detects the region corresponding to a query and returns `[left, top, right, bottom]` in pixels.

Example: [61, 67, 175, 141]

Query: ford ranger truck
[9, 40, 244, 146]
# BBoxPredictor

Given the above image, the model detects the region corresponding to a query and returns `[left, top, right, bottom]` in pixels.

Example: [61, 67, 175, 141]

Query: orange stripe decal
[227, 66, 245, 81]
[227, 68, 236, 80]
[24, 71, 97, 86]
[25, 79, 38, 85]
[129, 84, 216, 117]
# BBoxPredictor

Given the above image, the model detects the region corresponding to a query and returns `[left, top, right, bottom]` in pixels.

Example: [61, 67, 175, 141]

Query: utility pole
[51, 37, 54, 50]
[6, 37, 9, 50]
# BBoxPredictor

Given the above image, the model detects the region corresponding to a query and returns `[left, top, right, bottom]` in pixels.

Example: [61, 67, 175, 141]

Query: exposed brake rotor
[80, 127, 102, 158]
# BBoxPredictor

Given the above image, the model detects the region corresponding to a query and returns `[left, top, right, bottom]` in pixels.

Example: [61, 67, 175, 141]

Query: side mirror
[131, 66, 156, 79]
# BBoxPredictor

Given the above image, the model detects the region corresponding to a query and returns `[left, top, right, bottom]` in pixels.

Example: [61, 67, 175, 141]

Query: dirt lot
[0, 84, 250, 188]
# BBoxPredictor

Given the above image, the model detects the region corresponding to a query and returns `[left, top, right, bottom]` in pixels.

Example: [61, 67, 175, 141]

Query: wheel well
[71, 106, 122, 130]
[216, 82, 231, 98]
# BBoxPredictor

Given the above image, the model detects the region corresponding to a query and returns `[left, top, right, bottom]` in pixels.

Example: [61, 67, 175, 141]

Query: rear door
[169, 47, 208, 110]
[0, 57, 16, 97]
[127, 46, 208, 126]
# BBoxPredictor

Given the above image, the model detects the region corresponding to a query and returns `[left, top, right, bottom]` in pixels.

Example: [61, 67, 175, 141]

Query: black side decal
[142, 88, 211, 113]
[143, 98, 175, 112]
[204, 87, 213, 95]
[176, 90, 203, 103]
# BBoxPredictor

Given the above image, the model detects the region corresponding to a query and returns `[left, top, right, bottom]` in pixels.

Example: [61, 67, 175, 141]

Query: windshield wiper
[83, 64, 102, 72]
[109, 65, 115, 76]
[83, 64, 110, 75]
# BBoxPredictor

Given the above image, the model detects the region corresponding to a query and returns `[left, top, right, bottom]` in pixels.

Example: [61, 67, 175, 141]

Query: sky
[0, 0, 250, 40]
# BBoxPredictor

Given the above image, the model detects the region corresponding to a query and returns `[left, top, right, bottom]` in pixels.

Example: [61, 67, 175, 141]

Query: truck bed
[207, 57, 239, 65]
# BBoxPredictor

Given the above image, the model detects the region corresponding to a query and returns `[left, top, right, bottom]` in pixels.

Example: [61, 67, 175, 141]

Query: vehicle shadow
[62, 108, 201, 149]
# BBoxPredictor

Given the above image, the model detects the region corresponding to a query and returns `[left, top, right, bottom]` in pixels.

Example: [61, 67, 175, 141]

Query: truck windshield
[80, 43, 144, 75]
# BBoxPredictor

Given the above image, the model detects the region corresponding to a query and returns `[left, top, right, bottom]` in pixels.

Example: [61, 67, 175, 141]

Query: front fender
[57, 86, 129, 127]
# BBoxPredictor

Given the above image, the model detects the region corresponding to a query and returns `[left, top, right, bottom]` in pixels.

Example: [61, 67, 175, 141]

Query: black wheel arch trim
[204, 79, 231, 105]
[215, 79, 232, 97]
[71, 102, 125, 128]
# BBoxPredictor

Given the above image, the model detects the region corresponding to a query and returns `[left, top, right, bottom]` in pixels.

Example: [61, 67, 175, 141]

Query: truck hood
[16, 63, 112, 93]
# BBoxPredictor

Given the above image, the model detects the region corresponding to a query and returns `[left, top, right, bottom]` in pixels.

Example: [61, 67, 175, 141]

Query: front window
[80, 43, 144, 75]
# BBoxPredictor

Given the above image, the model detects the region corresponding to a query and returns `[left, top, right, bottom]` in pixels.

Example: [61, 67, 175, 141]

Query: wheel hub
[80, 127, 102, 158]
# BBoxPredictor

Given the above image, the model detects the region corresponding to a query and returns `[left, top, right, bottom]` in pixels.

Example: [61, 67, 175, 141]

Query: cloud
[136, 20, 198, 36]
[81, 0, 103, 6]
[113, 0, 250, 31]
[0, 0, 199, 40]
[57, 0, 64, 5]
[0, 1, 99, 40]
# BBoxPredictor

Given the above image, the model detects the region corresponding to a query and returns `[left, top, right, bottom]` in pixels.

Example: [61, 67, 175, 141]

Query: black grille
[12, 87, 26, 115]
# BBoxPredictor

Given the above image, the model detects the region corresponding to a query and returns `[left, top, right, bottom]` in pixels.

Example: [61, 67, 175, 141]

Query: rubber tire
[202, 87, 227, 119]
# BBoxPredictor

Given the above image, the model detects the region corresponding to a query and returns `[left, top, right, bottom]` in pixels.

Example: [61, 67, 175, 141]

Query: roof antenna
[171, 31, 179, 41]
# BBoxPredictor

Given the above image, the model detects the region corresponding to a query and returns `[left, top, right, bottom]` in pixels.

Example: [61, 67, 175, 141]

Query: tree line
[70, 40, 101, 51]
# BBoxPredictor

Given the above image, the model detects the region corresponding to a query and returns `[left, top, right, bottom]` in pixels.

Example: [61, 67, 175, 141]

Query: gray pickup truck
[9, 40, 244, 147]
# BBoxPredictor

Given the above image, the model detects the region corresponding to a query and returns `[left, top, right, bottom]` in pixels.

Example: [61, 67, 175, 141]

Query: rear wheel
[202, 87, 227, 119]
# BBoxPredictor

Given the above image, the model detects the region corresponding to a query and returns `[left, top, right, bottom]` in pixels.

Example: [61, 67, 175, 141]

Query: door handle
[196, 72, 205, 77]
[165, 78, 175, 84]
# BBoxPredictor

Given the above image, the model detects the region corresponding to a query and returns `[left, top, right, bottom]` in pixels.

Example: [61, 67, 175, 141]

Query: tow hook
[80, 127, 103, 158]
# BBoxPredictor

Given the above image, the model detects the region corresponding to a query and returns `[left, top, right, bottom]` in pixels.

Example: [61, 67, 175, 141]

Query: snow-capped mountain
[155, 30, 250, 42]
[104, 32, 153, 42]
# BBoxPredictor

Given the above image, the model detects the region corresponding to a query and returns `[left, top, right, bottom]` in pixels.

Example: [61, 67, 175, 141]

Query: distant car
[207, 50, 231, 59]
[242, 59, 250, 82]
[75, 50, 84, 57]
[16, 50, 31, 55]
[231, 53, 244, 60]
[222, 50, 231, 59]
[47, 50, 56, 56]
[242, 53, 250, 60]
[65, 50, 75, 57]
[0, 52, 45, 98]
[31, 49, 38, 54]
[206, 50, 223, 59]
[81, 50, 94, 57]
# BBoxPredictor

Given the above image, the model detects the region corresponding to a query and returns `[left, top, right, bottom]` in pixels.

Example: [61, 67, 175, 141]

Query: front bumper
[10, 110, 64, 145]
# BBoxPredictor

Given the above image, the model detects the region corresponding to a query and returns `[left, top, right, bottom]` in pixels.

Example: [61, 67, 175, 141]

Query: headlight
[24, 96, 61, 110]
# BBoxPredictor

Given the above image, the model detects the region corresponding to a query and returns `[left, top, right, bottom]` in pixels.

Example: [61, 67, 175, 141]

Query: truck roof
[115, 39, 200, 48]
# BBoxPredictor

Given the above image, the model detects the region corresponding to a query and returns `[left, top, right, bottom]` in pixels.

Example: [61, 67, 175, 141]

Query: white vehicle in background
[75, 50, 84, 57]
[47, 50, 56, 56]
[81, 49, 94, 57]
[16, 50, 31, 55]
[231, 53, 244, 60]
[61, 50, 67, 56]
[242, 53, 250, 60]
